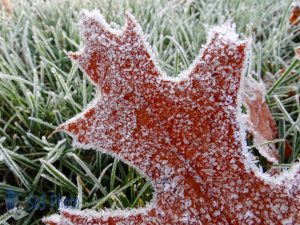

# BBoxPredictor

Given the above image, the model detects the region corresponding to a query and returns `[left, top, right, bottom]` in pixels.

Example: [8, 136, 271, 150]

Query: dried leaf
[2, 0, 13, 15]
[290, 5, 300, 26]
[295, 46, 300, 59]
[242, 76, 280, 163]
[43, 10, 300, 225]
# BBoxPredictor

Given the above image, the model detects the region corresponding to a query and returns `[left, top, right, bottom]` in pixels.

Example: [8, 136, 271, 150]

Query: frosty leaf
[44, 9, 300, 225]
[242, 76, 280, 163]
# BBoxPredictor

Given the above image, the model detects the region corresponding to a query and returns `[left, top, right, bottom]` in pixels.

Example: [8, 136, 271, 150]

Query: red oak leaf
[43, 10, 300, 225]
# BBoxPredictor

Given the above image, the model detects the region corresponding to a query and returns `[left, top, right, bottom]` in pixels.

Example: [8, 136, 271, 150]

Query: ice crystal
[43, 9, 300, 225]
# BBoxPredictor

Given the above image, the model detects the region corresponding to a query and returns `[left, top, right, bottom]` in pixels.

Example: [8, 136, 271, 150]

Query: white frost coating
[80, 9, 124, 36]
[43, 214, 61, 223]
[61, 207, 154, 220]
[44, 9, 300, 225]
[235, 42, 255, 173]
[207, 21, 239, 43]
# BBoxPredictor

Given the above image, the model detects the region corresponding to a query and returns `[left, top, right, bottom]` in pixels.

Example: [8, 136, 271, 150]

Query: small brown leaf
[243, 76, 280, 163]
[290, 5, 300, 26]
[2, 0, 13, 15]
[295, 46, 300, 59]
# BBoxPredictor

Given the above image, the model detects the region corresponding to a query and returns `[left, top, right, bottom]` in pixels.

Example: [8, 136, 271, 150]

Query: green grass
[0, 0, 299, 224]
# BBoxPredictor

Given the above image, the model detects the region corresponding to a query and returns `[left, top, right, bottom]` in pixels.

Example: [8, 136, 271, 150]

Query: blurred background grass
[0, 0, 299, 224]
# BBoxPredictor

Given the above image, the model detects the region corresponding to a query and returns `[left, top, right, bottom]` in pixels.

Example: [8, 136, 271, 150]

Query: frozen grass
[0, 0, 299, 224]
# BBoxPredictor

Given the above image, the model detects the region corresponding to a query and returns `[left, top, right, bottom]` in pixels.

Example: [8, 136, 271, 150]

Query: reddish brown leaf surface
[43, 10, 300, 225]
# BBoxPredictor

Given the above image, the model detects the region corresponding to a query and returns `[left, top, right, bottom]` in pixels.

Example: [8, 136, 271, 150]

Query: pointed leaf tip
[67, 51, 81, 62]
[208, 21, 242, 44]
[124, 11, 141, 35]
[56, 120, 79, 136]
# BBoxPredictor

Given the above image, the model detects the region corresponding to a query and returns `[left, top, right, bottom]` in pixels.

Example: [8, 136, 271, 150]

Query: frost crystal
[43, 9, 300, 225]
